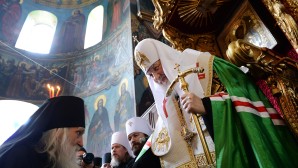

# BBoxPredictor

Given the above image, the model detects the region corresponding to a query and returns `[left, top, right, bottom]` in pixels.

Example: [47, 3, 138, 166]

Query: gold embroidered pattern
[206, 55, 214, 96]
[135, 51, 150, 71]
[153, 127, 170, 152]
[195, 152, 216, 167]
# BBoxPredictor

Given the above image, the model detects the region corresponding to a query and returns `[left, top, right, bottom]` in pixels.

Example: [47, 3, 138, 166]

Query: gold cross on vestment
[174, 63, 181, 74]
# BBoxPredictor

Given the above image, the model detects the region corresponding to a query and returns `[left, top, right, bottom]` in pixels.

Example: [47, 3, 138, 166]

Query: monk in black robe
[0, 96, 86, 168]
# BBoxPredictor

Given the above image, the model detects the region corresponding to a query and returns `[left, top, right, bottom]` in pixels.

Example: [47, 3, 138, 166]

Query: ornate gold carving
[228, 8, 276, 49]
[272, 2, 298, 50]
[227, 39, 298, 139]
[163, 25, 196, 51]
[262, 0, 298, 51]
[177, 0, 226, 28]
[162, 25, 221, 55]
[137, 11, 154, 22]
[282, 0, 298, 23]
[152, 0, 176, 30]
[153, 127, 171, 152]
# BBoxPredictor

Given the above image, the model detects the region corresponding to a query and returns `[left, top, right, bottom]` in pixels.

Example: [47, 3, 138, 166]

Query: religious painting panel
[0, 0, 23, 45]
[51, 9, 86, 53]
[103, 0, 131, 39]
[83, 91, 113, 158]
[0, 48, 71, 101]
[113, 77, 135, 132]
[83, 74, 135, 157]
[72, 15, 133, 96]
[68, 47, 116, 96]
[79, 13, 135, 157]
[0, 8, 133, 101]
[217, 1, 277, 59]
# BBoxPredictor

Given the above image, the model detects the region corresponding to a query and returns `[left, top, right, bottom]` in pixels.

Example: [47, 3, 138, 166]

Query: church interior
[0, 0, 297, 165]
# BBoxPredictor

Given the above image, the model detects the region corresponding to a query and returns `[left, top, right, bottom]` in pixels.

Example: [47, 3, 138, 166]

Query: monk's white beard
[110, 155, 120, 167]
[37, 128, 80, 168]
[55, 136, 80, 168]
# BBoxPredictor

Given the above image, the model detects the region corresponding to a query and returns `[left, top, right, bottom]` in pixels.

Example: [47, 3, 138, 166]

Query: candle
[56, 86, 61, 97]
[51, 86, 54, 98]
[47, 84, 51, 98]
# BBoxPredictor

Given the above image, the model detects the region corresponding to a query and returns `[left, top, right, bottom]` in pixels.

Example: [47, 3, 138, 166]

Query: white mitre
[125, 117, 153, 136]
[111, 131, 134, 157]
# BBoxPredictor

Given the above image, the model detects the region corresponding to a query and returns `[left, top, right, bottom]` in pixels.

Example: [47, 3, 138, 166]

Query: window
[15, 10, 57, 54]
[0, 100, 38, 145]
[84, 5, 104, 49]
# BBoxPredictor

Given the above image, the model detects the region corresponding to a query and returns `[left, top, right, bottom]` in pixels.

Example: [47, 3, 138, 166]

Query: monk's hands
[180, 93, 206, 115]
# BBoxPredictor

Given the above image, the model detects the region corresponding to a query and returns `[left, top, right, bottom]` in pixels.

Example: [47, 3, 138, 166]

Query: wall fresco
[0, 0, 138, 158]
